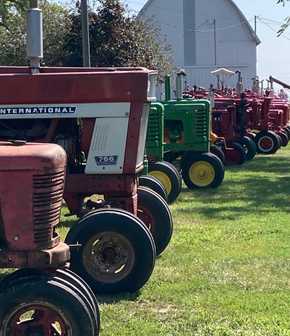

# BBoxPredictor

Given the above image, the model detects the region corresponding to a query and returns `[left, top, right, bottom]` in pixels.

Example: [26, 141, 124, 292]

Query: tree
[63, 0, 172, 75]
[0, 1, 72, 66]
[0, 1, 30, 29]
[0, 0, 172, 75]
[277, 0, 290, 35]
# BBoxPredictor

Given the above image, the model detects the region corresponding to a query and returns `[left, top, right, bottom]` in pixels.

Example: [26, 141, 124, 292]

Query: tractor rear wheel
[231, 142, 247, 165]
[137, 186, 173, 256]
[181, 152, 224, 189]
[0, 268, 100, 335]
[0, 275, 97, 336]
[255, 130, 280, 154]
[65, 209, 156, 294]
[139, 175, 167, 202]
[149, 161, 182, 204]
[283, 127, 290, 138]
[246, 132, 256, 141]
[285, 126, 290, 135]
[210, 144, 225, 164]
[237, 136, 257, 161]
[277, 131, 289, 147]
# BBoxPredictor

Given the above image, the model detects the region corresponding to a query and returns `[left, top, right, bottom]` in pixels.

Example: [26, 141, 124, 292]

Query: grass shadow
[179, 152, 290, 220]
[96, 291, 141, 304]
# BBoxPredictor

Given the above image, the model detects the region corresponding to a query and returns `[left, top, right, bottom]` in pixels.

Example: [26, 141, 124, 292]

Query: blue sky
[122, 0, 290, 84]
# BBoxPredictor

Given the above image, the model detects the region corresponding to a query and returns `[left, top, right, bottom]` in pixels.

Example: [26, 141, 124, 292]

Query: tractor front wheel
[255, 130, 280, 154]
[137, 186, 173, 256]
[181, 152, 224, 189]
[65, 209, 156, 294]
[149, 161, 182, 204]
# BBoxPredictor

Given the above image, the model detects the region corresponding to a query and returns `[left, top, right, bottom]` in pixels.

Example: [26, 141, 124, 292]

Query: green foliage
[0, 0, 30, 28]
[0, 2, 72, 66]
[0, 0, 172, 74]
[63, 0, 172, 74]
[277, 0, 290, 35]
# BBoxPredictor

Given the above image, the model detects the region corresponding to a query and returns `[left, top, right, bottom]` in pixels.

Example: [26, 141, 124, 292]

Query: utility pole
[81, 0, 91, 67]
[213, 18, 217, 66]
[254, 15, 257, 35]
[30, 0, 39, 7]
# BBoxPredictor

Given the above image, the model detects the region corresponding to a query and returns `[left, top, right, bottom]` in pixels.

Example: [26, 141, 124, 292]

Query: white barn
[139, 0, 260, 89]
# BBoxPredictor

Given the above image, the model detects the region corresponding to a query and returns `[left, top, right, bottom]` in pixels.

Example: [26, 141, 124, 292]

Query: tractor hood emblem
[0, 106, 77, 115]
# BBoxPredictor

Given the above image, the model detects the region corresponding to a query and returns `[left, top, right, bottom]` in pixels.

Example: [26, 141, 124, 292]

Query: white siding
[140, 0, 184, 67]
[139, 0, 259, 89]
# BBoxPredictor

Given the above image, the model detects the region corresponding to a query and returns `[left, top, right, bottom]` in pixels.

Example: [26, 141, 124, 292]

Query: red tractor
[210, 94, 258, 165]
[246, 95, 289, 154]
[0, 66, 164, 294]
[0, 141, 100, 335]
[0, 5, 166, 295]
[184, 84, 256, 165]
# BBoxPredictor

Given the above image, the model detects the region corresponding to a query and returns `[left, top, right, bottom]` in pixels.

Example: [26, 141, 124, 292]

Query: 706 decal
[95, 155, 118, 166]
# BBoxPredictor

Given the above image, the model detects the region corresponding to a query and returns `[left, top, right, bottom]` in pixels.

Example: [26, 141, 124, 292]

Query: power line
[257, 16, 290, 41]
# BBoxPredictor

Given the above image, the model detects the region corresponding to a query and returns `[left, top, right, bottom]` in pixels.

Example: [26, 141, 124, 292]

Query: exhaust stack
[27, 0, 43, 72]
[175, 69, 186, 101]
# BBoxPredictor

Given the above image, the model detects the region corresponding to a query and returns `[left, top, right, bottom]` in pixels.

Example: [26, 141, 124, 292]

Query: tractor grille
[194, 108, 209, 139]
[147, 108, 160, 145]
[33, 170, 65, 248]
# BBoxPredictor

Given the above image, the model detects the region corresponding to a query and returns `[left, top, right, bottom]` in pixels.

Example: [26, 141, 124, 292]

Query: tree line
[0, 0, 172, 75]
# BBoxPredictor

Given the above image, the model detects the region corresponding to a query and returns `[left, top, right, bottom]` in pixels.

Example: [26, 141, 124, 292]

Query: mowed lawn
[2, 146, 290, 335]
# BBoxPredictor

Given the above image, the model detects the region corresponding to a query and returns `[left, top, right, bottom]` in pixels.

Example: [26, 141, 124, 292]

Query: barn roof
[138, 0, 261, 45]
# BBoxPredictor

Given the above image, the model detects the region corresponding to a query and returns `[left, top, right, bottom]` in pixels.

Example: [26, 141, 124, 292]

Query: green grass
[2, 147, 290, 335]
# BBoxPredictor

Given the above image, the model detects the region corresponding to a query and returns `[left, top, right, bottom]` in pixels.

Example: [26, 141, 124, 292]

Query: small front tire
[65, 209, 156, 294]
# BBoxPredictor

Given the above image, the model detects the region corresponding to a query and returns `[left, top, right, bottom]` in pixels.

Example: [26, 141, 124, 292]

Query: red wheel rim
[259, 136, 274, 150]
[138, 206, 155, 233]
[6, 304, 70, 336]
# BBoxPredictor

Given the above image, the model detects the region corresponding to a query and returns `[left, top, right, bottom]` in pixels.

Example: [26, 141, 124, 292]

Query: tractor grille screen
[146, 105, 162, 148]
[194, 108, 209, 139]
[33, 170, 65, 249]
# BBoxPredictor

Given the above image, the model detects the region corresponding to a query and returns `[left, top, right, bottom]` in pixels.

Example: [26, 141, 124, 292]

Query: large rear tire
[65, 209, 156, 294]
[149, 161, 182, 204]
[137, 186, 173, 256]
[139, 175, 167, 202]
[231, 142, 247, 165]
[0, 268, 100, 335]
[277, 131, 289, 147]
[210, 144, 225, 164]
[283, 127, 290, 138]
[0, 275, 98, 335]
[181, 152, 225, 189]
[237, 136, 257, 161]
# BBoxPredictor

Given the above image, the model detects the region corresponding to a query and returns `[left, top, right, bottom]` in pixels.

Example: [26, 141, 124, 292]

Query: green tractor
[146, 72, 225, 197]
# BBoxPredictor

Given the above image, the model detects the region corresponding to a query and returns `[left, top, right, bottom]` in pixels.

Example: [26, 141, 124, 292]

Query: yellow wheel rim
[149, 170, 172, 195]
[189, 161, 215, 187]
